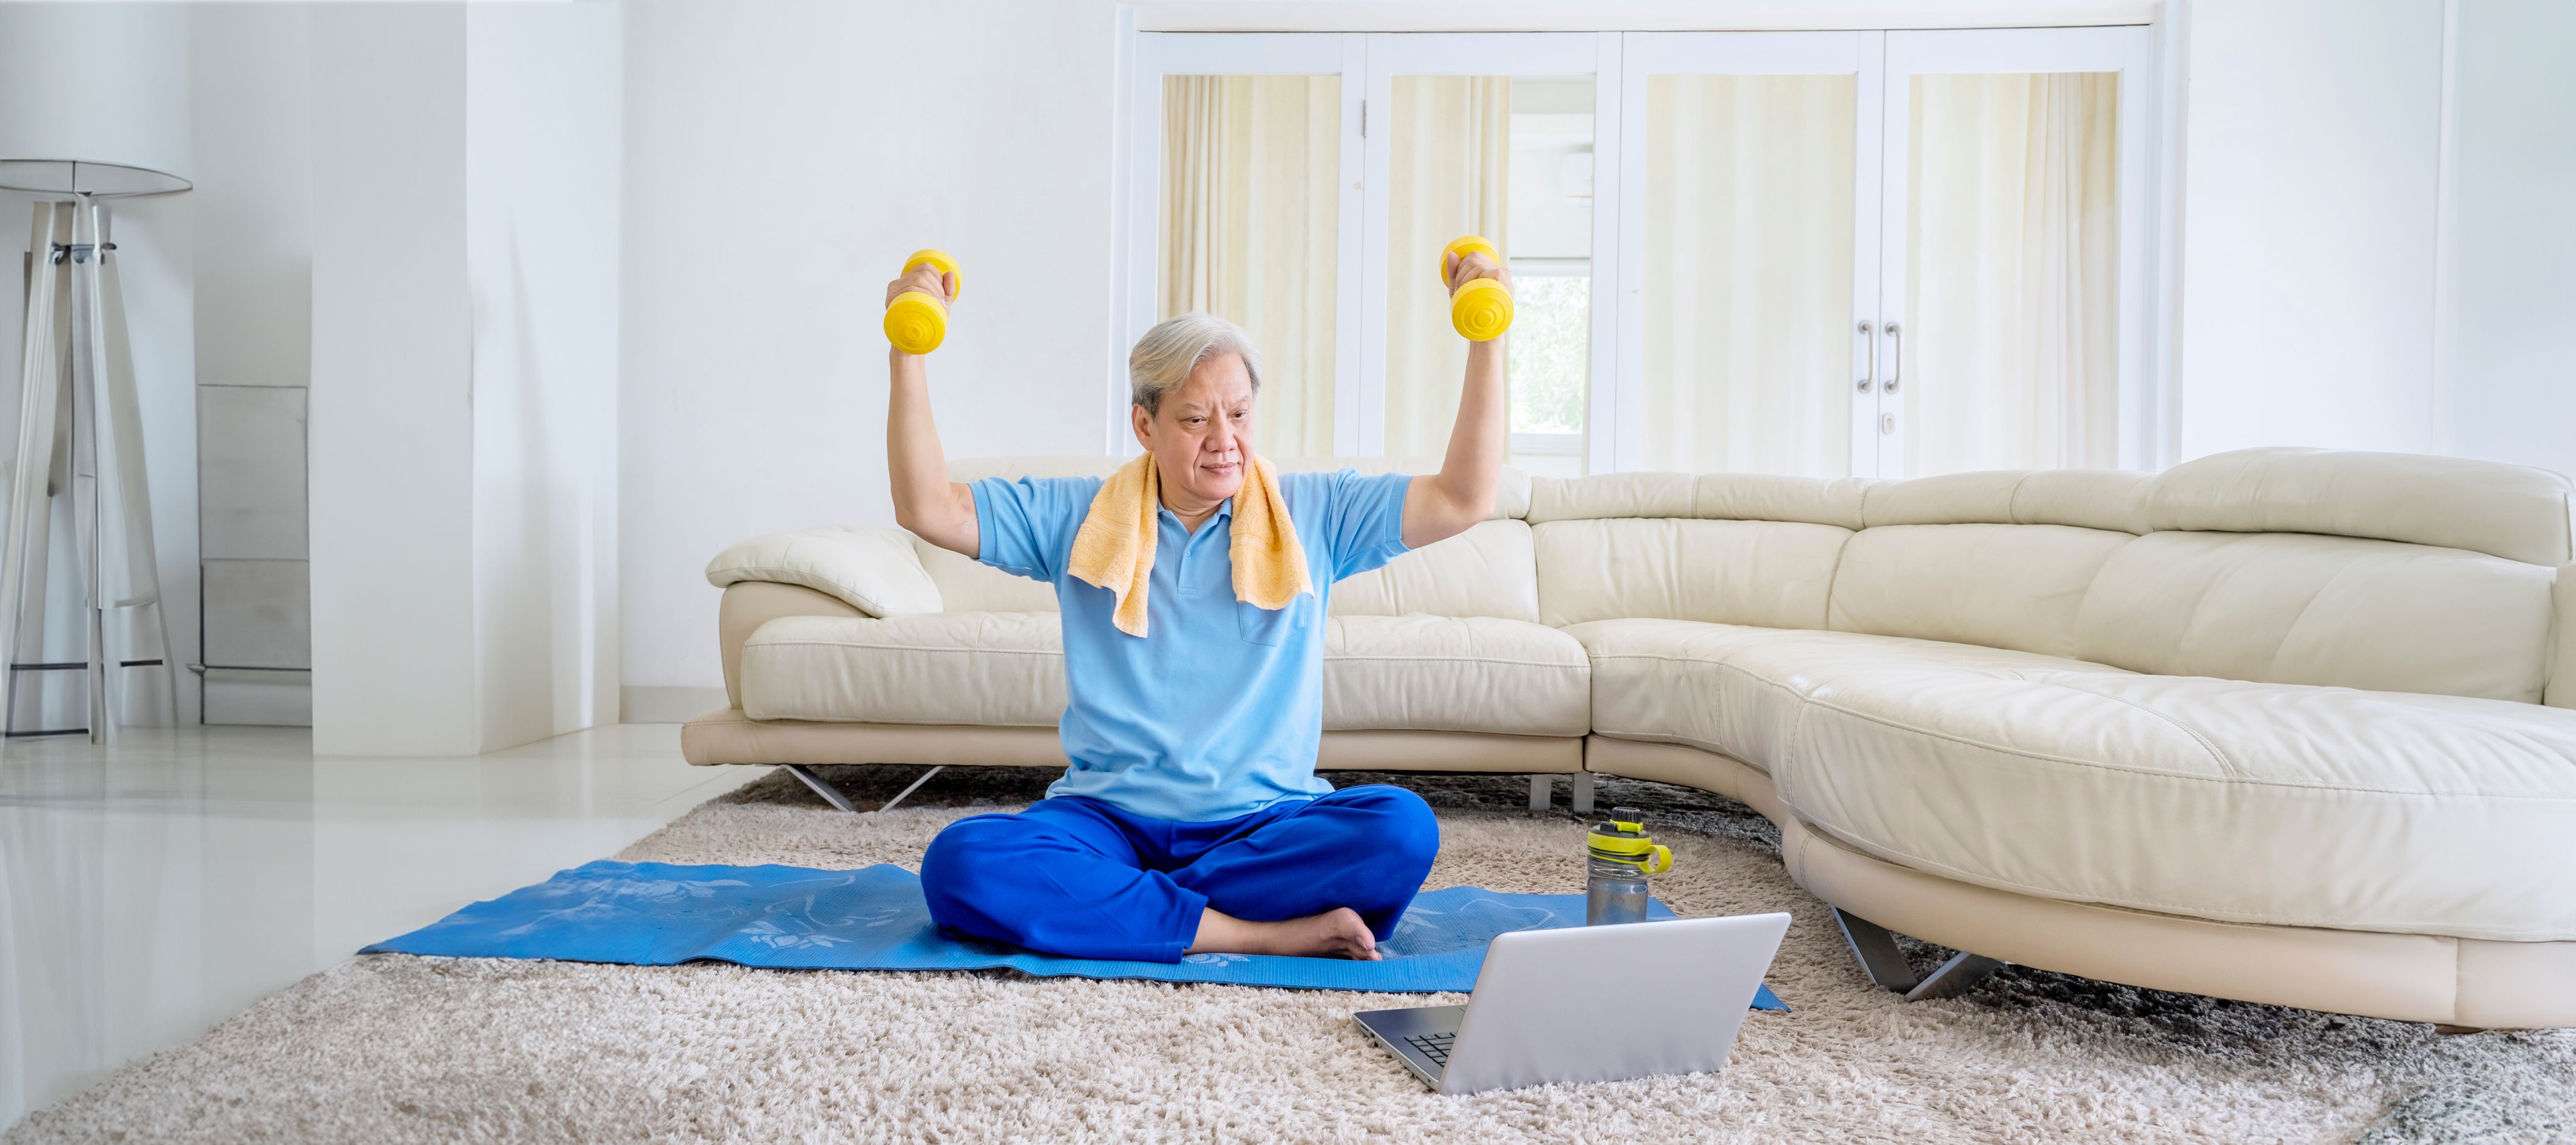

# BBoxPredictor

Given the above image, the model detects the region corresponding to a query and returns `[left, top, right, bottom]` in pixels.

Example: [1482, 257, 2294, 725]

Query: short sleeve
[1306, 469, 1414, 581]
[969, 476, 1096, 583]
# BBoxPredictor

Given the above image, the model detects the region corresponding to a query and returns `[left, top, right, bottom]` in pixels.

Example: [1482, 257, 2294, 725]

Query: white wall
[618, 0, 1120, 705]
[0, 3, 201, 730]
[2166, 0, 2576, 483]
[308, 4, 479, 756]
[2168, 0, 2448, 461]
[309, 3, 623, 754]
[467, 3, 623, 747]
[2445, 0, 2576, 484]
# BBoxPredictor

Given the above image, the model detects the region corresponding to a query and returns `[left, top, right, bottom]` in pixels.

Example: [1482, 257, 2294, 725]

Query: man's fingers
[1448, 252, 1507, 294]
[886, 269, 950, 311]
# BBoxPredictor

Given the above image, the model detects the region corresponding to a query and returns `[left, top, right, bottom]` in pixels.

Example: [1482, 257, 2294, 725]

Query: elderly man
[884, 252, 1509, 962]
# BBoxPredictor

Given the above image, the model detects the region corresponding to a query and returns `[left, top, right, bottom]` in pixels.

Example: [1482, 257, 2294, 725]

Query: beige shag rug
[10, 765, 2575, 1144]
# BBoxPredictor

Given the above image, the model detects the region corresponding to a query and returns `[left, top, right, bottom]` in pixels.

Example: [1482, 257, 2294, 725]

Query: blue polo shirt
[969, 468, 1414, 823]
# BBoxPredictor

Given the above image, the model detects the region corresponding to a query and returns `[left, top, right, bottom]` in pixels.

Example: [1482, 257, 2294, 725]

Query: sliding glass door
[1879, 29, 2155, 476]
[1362, 34, 1609, 473]
[1124, 34, 1364, 456]
[1123, 25, 2157, 477]
[1616, 33, 1878, 479]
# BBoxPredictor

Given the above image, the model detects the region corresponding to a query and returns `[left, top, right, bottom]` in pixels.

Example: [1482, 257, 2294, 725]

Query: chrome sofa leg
[1569, 772, 1596, 815]
[1903, 951, 2007, 1002]
[1832, 907, 1921, 993]
[877, 765, 943, 812]
[779, 763, 943, 813]
[1833, 906, 2008, 1001]
[1528, 774, 1553, 812]
[780, 764, 859, 813]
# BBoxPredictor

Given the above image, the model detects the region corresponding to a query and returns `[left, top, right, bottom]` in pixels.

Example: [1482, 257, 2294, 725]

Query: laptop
[1353, 912, 1790, 1095]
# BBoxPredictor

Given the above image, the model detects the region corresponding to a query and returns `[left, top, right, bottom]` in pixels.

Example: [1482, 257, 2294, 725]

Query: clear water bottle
[1586, 807, 1674, 926]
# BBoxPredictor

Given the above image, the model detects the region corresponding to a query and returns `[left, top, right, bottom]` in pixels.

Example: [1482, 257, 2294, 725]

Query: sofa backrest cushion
[2075, 531, 2560, 703]
[915, 539, 1060, 613]
[1535, 517, 1852, 628]
[1826, 523, 2136, 659]
[2145, 447, 2576, 567]
[1527, 471, 1868, 528]
[1860, 467, 2153, 533]
[1334, 519, 1538, 621]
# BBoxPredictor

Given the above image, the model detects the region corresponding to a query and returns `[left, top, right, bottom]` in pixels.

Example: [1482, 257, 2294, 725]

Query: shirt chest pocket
[1235, 598, 1297, 647]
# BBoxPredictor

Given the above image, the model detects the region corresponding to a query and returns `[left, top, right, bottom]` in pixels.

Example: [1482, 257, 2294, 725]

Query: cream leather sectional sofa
[687, 448, 2576, 1030]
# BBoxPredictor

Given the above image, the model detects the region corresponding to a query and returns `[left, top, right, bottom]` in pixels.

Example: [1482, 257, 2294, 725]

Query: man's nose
[1205, 420, 1238, 456]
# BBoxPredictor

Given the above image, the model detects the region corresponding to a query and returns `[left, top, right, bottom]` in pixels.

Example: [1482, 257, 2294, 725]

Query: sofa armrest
[704, 525, 943, 617]
[717, 582, 860, 710]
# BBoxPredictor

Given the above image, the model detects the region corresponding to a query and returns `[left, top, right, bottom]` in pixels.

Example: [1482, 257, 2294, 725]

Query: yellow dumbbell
[1440, 235, 1513, 342]
[884, 249, 963, 355]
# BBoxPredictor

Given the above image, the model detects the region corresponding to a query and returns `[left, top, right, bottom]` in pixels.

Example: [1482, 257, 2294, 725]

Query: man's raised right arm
[884, 265, 979, 559]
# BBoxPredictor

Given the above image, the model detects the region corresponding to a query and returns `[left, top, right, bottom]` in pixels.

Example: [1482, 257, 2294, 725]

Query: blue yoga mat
[365, 861, 1785, 1008]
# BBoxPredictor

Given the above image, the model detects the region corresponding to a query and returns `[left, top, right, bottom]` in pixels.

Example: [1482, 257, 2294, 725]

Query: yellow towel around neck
[1067, 453, 1313, 639]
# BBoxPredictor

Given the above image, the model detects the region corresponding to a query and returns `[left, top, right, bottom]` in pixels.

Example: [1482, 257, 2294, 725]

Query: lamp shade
[0, 3, 192, 196]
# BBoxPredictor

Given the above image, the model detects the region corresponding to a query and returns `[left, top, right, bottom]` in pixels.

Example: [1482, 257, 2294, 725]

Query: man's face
[1133, 353, 1255, 508]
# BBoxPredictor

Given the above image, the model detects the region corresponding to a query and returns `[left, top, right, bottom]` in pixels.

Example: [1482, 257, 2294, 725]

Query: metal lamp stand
[4, 193, 181, 742]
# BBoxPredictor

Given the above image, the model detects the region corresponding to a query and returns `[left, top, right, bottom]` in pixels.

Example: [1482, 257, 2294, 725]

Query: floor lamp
[1, 159, 188, 744]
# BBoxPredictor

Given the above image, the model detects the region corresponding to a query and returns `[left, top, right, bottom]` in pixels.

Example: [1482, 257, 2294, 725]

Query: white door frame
[1359, 33, 1605, 457]
[1119, 32, 1366, 455]
[1613, 31, 1885, 475]
[1877, 26, 2159, 476]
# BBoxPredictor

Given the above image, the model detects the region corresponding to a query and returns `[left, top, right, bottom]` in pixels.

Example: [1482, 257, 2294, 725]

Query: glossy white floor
[0, 723, 757, 1130]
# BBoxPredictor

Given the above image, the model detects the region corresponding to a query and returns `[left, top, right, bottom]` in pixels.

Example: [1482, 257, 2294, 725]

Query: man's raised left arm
[1400, 249, 1511, 550]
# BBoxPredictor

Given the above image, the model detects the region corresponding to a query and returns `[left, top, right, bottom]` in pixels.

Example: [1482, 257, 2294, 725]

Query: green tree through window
[1506, 273, 1588, 434]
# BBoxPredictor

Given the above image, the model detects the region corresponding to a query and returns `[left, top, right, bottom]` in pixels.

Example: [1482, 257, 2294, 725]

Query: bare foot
[1187, 906, 1382, 961]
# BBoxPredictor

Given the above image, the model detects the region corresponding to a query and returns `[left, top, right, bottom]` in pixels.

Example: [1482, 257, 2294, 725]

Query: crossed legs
[919, 785, 1440, 963]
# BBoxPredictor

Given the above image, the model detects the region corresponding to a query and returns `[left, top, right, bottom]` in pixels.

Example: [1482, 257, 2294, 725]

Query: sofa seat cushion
[741, 611, 1589, 738]
[1325, 615, 1589, 736]
[1567, 618, 2127, 769]
[1772, 670, 2576, 941]
[741, 612, 1065, 726]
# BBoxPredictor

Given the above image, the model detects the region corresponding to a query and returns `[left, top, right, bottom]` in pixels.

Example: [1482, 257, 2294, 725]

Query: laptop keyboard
[1403, 1032, 1457, 1066]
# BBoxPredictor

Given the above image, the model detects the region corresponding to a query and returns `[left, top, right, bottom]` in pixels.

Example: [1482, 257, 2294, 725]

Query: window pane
[1639, 74, 1855, 478]
[1902, 72, 2119, 476]
[1160, 74, 1339, 456]
[1385, 75, 1593, 467]
[1506, 272, 1588, 433]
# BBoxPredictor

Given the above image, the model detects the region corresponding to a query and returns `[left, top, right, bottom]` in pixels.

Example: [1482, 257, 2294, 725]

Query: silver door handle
[1857, 321, 1874, 391]
[1884, 322, 1902, 393]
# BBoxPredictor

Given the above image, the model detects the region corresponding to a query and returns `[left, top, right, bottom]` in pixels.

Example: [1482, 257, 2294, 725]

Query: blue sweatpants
[919, 785, 1440, 963]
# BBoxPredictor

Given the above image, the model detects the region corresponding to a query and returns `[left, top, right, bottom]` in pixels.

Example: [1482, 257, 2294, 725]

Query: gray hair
[1128, 312, 1263, 414]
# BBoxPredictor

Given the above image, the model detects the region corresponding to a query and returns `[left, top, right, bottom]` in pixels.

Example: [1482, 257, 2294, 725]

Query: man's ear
[1130, 403, 1153, 451]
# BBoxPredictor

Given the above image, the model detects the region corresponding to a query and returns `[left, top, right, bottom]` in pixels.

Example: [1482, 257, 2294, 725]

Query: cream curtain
[1160, 75, 1341, 456]
[1382, 76, 1510, 458]
[1637, 75, 1857, 478]
[1904, 72, 2120, 476]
